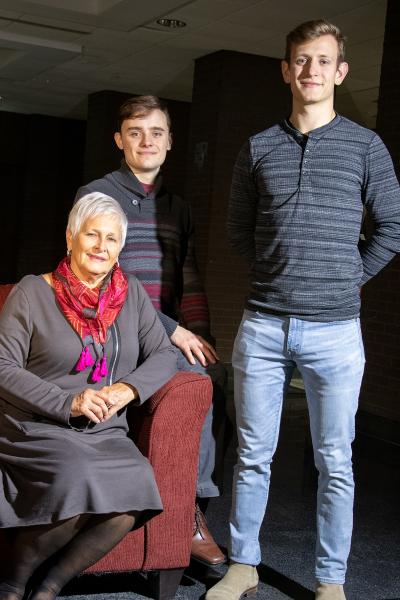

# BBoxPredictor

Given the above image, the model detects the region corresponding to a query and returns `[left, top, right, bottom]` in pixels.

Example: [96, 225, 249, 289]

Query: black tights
[0, 512, 137, 600]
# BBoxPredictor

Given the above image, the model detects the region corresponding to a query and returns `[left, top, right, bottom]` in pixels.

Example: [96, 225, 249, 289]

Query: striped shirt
[228, 115, 400, 321]
[76, 164, 210, 337]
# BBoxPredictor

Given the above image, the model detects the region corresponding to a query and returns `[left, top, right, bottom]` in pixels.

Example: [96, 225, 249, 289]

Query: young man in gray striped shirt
[206, 19, 400, 600]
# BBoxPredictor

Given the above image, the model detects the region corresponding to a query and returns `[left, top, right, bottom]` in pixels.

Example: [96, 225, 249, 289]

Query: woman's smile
[66, 214, 121, 287]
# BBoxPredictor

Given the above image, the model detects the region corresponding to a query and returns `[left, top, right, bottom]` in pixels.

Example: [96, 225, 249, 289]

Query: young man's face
[114, 108, 171, 181]
[281, 34, 348, 109]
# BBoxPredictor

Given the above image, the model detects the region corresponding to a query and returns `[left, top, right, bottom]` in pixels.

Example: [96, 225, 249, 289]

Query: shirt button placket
[301, 146, 311, 187]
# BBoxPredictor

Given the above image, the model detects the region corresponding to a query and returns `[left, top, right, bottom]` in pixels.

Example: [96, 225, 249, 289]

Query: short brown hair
[284, 19, 346, 64]
[117, 95, 171, 131]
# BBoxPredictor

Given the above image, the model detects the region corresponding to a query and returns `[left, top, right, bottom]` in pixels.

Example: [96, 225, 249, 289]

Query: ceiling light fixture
[156, 18, 186, 28]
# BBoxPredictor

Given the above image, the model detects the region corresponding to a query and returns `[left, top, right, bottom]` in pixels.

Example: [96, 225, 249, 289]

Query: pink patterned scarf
[52, 257, 128, 382]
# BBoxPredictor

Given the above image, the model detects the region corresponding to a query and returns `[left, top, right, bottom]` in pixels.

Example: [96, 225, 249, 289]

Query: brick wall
[360, 0, 400, 425]
[185, 50, 290, 360]
[0, 111, 28, 283]
[375, 0, 400, 177]
[0, 112, 86, 283]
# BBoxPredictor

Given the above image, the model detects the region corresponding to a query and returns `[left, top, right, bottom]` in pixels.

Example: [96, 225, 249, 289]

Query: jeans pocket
[322, 318, 357, 327]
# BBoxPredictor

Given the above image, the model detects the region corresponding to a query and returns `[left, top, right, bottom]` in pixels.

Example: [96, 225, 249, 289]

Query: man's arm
[361, 134, 400, 284]
[176, 202, 219, 365]
[158, 310, 217, 367]
[157, 311, 179, 338]
[227, 140, 259, 261]
[74, 185, 91, 203]
[180, 204, 211, 339]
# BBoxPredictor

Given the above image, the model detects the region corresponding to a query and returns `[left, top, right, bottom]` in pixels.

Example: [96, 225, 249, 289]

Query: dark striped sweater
[76, 164, 210, 338]
[228, 115, 400, 321]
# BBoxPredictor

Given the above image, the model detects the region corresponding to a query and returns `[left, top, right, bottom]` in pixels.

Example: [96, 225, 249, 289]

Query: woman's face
[66, 214, 121, 286]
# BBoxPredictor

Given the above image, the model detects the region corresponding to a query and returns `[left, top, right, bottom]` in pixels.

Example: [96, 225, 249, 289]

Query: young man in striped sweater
[76, 95, 226, 566]
[206, 19, 400, 600]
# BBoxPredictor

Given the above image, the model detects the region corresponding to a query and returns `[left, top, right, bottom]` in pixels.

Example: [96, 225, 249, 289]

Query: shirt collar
[282, 113, 342, 140]
[116, 160, 164, 197]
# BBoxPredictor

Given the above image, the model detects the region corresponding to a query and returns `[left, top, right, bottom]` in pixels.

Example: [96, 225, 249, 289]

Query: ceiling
[0, 0, 388, 128]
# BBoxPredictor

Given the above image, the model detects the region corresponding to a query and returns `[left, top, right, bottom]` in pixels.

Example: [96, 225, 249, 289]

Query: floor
[61, 392, 400, 600]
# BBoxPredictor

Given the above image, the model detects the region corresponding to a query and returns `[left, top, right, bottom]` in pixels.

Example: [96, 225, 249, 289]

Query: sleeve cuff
[157, 311, 178, 338]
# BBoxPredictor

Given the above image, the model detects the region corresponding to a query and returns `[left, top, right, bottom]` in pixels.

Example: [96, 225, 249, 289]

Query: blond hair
[285, 19, 346, 63]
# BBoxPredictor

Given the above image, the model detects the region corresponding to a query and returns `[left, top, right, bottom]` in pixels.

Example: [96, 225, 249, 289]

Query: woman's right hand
[71, 389, 112, 424]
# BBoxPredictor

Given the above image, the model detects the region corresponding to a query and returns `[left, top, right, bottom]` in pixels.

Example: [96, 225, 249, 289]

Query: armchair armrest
[130, 371, 212, 569]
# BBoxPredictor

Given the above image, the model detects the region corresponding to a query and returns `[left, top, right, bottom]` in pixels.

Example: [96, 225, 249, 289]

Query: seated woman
[0, 193, 177, 600]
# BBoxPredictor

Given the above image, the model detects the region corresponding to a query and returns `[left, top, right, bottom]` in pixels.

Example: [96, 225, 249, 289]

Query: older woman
[0, 193, 177, 600]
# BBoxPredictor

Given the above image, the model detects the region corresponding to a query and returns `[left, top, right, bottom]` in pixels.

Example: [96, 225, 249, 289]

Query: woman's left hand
[96, 382, 138, 420]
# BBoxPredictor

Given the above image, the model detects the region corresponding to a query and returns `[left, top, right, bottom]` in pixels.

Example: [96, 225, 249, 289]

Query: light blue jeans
[175, 348, 227, 498]
[230, 310, 365, 584]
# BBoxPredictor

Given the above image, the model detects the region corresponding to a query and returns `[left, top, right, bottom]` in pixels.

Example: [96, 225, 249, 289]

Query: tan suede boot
[315, 582, 346, 599]
[205, 562, 258, 599]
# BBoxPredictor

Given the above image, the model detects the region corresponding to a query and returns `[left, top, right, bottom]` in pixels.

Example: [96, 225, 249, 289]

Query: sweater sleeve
[156, 310, 178, 338]
[0, 286, 73, 425]
[360, 134, 400, 284]
[227, 140, 258, 262]
[119, 280, 177, 404]
[180, 203, 211, 338]
[74, 185, 91, 203]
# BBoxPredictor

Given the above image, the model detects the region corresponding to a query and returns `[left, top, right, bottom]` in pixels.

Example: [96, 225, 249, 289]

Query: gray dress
[0, 274, 177, 528]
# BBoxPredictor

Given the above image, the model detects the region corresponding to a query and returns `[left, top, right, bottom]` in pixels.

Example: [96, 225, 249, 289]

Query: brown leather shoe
[191, 504, 226, 566]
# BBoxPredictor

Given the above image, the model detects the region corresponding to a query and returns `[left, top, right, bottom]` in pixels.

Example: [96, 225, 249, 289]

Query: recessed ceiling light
[156, 18, 186, 28]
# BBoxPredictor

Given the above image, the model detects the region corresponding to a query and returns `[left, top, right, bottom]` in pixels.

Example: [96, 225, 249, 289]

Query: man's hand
[71, 383, 137, 424]
[170, 325, 219, 367]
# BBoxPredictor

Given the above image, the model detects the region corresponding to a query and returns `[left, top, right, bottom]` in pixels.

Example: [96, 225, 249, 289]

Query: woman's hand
[95, 382, 138, 419]
[71, 383, 138, 424]
[71, 388, 111, 423]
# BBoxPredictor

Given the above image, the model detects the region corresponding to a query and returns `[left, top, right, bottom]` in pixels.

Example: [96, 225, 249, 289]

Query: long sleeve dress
[0, 274, 177, 528]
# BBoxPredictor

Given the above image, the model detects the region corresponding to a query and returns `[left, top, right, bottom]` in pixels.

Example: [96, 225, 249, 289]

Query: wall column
[185, 50, 290, 361]
[360, 0, 400, 438]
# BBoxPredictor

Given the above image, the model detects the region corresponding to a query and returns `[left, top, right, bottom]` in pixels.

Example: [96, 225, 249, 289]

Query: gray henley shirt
[228, 114, 400, 321]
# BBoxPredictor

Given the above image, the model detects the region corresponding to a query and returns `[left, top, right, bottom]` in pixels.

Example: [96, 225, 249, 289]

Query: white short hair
[68, 193, 128, 249]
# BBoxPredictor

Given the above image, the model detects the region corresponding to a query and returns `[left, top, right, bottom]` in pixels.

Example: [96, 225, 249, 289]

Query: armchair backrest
[0, 284, 14, 311]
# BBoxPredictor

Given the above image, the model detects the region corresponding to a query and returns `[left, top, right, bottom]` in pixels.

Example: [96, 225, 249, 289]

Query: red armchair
[0, 283, 212, 599]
